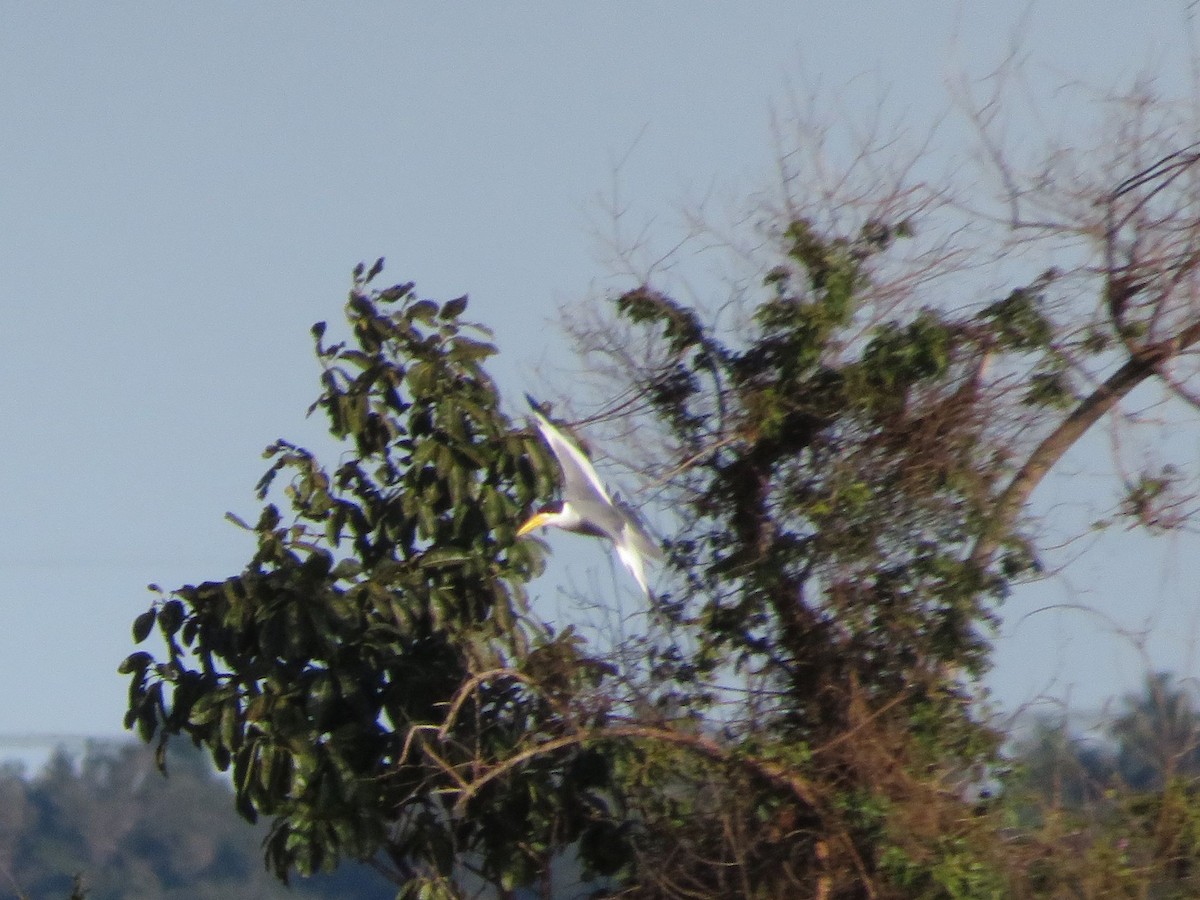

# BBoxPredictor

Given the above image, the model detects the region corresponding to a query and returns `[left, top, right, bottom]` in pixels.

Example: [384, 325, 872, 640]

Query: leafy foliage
[124, 265, 622, 892]
[572, 156, 1200, 890]
[623, 217, 1029, 700]
[588, 218, 1059, 895]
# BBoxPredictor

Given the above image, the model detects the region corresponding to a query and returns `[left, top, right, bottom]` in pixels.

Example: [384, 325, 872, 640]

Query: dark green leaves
[122, 261, 605, 891]
[132, 609, 156, 643]
[158, 599, 185, 638]
[982, 282, 1055, 351]
[852, 310, 956, 412]
[405, 299, 439, 323]
[441, 295, 469, 319]
[617, 286, 708, 356]
[1024, 368, 1075, 408]
[612, 214, 1014, 740]
[118, 650, 154, 675]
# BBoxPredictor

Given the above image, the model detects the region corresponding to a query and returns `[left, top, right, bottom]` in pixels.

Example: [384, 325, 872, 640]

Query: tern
[517, 397, 661, 596]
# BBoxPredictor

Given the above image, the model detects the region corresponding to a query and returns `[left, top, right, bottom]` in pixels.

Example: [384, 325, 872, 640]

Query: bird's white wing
[614, 537, 651, 596]
[616, 499, 663, 560]
[618, 514, 664, 596]
[531, 410, 613, 506]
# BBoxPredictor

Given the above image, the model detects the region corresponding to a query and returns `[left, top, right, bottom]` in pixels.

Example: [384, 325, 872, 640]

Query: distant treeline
[0, 740, 392, 900]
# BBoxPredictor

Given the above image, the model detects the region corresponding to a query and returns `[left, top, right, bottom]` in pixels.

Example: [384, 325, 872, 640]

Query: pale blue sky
[0, 3, 1197, 739]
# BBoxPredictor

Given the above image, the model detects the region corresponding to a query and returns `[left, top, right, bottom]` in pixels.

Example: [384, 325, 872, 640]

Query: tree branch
[970, 318, 1200, 570]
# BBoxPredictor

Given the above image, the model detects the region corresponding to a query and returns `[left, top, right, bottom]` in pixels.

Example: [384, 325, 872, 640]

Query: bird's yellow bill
[517, 512, 554, 537]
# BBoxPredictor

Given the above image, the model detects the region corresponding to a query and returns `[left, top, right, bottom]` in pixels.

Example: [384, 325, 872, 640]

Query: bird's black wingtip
[525, 393, 545, 414]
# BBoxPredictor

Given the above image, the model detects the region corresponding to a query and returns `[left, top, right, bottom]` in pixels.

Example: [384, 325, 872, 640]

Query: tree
[1006, 715, 1114, 814]
[1111, 672, 1200, 790]
[556, 83, 1200, 893]
[124, 81, 1200, 897]
[124, 270, 625, 896]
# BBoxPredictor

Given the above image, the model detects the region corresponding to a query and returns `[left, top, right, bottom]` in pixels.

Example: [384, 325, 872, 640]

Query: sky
[0, 2, 1198, 743]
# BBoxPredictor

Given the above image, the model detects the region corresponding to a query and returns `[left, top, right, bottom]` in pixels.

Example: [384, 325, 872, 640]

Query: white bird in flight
[517, 397, 661, 596]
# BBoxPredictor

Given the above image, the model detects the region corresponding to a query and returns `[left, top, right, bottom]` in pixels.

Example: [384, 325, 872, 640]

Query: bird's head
[516, 501, 567, 536]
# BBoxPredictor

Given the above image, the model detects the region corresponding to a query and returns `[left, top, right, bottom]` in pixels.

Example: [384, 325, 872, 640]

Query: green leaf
[188, 694, 220, 727]
[330, 557, 362, 580]
[421, 548, 474, 569]
[481, 487, 508, 529]
[118, 651, 154, 675]
[158, 599, 185, 637]
[220, 700, 240, 754]
[407, 300, 439, 323]
[450, 336, 497, 362]
[132, 609, 157, 643]
[440, 295, 469, 319]
[225, 511, 252, 530]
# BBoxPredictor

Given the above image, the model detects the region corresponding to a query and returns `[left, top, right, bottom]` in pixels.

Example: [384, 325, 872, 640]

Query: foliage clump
[124, 265, 620, 893]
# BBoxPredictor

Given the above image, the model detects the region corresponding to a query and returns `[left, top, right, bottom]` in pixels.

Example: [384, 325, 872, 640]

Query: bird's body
[518, 399, 661, 595]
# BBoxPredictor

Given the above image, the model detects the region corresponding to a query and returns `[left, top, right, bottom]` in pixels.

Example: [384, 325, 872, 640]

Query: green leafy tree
[553, 85, 1200, 895]
[573, 220, 1027, 897]
[124, 267, 622, 896]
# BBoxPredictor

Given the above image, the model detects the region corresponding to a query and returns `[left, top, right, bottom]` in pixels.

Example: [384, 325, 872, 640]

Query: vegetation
[7, 675, 1200, 898]
[120, 79, 1200, 898]
[1004, 673, 1200, 898]
[0, 741, 390, 900]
